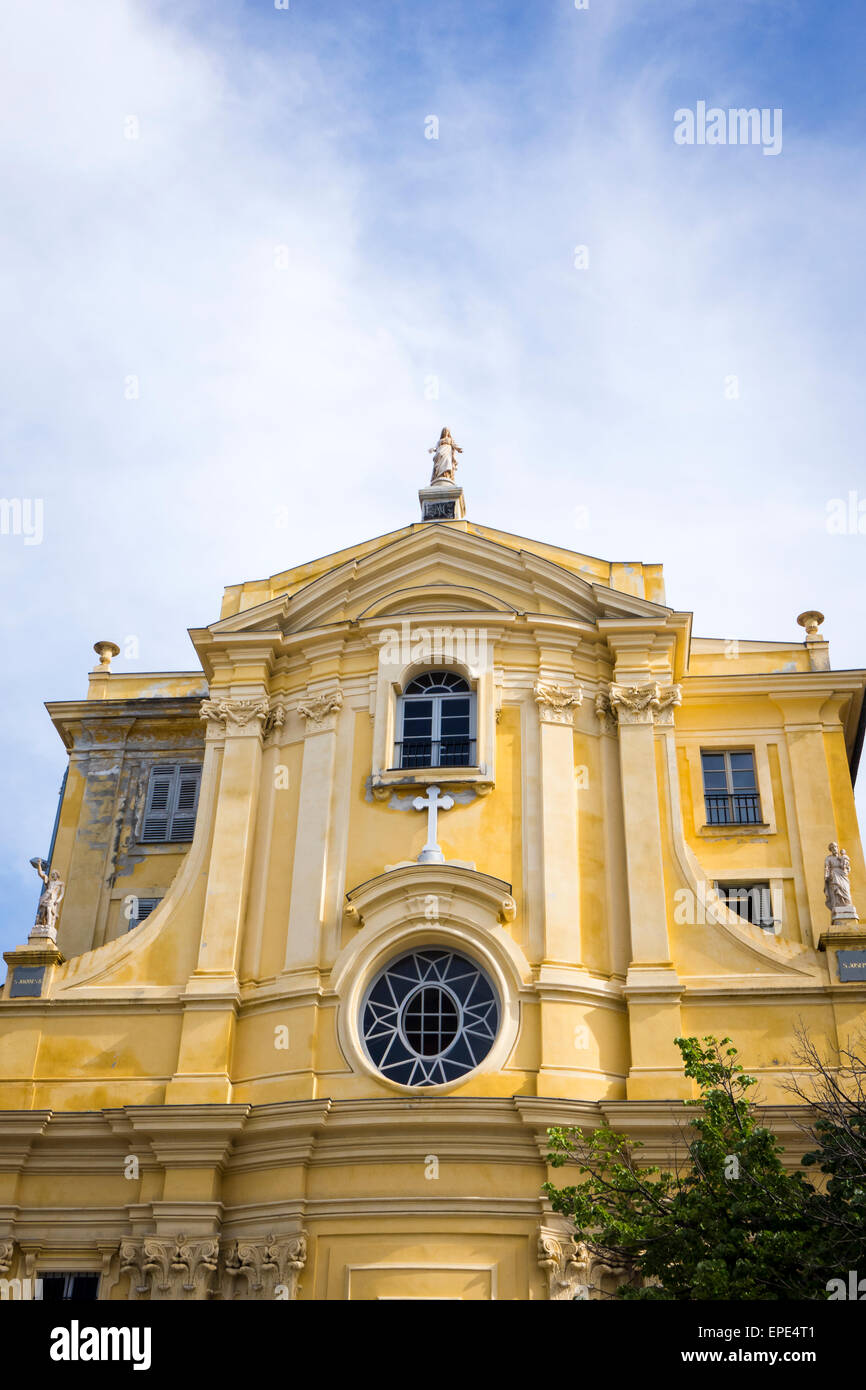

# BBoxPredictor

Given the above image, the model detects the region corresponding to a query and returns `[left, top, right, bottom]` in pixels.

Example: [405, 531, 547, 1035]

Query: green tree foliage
[545, 1035, 866, 1300]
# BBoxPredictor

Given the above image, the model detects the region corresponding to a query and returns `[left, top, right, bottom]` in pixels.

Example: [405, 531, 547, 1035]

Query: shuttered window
[126, 896, 162, 929]
[140, 764, 201, 843]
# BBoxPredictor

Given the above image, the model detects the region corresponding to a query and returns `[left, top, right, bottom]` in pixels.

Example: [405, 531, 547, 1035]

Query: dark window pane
[703, 772, 728, 791]
[729, 753, 755, 770]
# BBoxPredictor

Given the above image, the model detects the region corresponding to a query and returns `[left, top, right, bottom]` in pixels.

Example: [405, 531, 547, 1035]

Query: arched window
[396, 671, 476, 769]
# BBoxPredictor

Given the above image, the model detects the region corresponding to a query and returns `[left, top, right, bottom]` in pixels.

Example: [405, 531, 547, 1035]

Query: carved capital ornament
[534, 681, 583, 726]
[598, 682, 682, 728]
[297, 688, 343, 732]
[200, 697, 270, 737]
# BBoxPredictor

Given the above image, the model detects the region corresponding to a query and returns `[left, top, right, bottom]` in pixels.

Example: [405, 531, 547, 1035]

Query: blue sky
[1, 0, 865, 947]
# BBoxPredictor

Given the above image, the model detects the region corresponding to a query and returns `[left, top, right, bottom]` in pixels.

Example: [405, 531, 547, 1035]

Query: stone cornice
[683, 669, 866, 699]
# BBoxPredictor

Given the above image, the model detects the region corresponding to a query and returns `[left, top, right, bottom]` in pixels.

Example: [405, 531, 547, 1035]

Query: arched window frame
[395, 671, 477, 770]
[369, 630, 501, 796]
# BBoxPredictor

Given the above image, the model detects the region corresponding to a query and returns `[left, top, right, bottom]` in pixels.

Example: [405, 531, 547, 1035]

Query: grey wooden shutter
[141, 766, 177, 842]
[170, 764, 201, 842]
[128, 897, 162, 929]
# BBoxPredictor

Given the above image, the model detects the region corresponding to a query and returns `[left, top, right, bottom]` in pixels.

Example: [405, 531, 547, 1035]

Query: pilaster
[284, 684, 344, 977]
[533, 678, 583, 968]
[166, 694, 268, 1103]
[599, 631, 687, 1099]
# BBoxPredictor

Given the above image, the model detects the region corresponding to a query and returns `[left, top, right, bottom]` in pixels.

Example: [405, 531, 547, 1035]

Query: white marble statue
[824, 842, 858, 922]
[428, 427, 462, 485]
[30, 857, 65, 941]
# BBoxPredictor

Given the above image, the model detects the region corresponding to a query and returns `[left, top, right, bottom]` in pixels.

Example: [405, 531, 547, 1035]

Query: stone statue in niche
[30, 857, 65, 942]
[824, 842, 858, 923]
[428, 427, 462, 485]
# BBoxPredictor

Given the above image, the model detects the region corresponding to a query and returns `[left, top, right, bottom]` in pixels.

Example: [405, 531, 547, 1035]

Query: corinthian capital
[537, 1227, 588, 1301]
[606, 682, 682, 727]
[200, 697, 270, 737]
[297, 688, 343, 732]
[534, 681, 583, 726]
[218, 1232, 307, 1301]
[120, 1235, 219, 1301]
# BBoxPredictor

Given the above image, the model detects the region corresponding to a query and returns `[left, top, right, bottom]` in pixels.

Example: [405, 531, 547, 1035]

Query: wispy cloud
[1, 0, 864, 940]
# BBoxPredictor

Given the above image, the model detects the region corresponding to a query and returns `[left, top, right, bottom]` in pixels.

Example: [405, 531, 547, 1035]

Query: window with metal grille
[716, 882, 776, 929]
[394, 672, 476, 769]
[701, 750, 762, 825]
[126, 896, 162, 930]
[140, 764, 201, 843]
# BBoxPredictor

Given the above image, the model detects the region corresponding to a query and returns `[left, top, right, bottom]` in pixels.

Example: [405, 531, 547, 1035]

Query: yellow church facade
[2, 471, 865, 1301]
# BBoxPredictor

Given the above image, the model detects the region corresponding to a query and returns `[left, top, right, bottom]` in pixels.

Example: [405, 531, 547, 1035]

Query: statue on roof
[30, 857, 65, 943]
[428, 427, 462, 485]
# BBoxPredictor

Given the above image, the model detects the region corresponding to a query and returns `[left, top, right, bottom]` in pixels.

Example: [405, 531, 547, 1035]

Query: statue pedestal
[419, 483, 465, 522]
[818, 924, 866, 983]
[2, 942, 65, 1001]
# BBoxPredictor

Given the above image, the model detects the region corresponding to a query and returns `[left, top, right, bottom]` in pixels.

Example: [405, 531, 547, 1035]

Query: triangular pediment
[207, 523, 674, 639]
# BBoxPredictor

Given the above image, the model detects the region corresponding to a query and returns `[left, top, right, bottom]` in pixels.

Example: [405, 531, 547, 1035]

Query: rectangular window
[38, 1272, 100, 1301]
[716, 882, 775, 928]
[394, 675, 477, 770]
[140, 764, 201, 843]
[127, 896, 162, 929]
[701, 750, 761, 825]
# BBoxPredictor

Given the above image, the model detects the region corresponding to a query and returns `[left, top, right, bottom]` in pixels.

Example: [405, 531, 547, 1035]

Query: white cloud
[1, 0, 864, 942]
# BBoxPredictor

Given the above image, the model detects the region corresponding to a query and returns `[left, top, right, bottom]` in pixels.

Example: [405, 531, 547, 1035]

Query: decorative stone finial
[92, 640, 120, 672]
[797, 611, 824, 639]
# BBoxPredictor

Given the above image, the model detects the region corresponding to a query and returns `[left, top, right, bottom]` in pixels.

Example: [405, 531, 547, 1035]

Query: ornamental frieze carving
[596, 682, 682, 729]
[219, 1232, 307, 1301]
[533, 681, 583, 726]
[200, 697, 270, 736]
[297, 688, 343, 732]
[0, 1240, 14, 1275]
[120, 1235, 219, 1301]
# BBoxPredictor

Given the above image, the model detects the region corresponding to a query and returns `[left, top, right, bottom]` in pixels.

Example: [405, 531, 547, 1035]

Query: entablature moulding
[0, 1097, 820, 1188]
[45, 701, 206, 753]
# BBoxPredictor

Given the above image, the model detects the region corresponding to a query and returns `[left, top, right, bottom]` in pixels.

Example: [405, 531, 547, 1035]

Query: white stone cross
[413, 785, 455, 865]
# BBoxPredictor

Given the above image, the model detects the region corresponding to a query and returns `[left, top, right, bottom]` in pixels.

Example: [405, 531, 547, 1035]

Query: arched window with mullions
[395, 671, 476, 769]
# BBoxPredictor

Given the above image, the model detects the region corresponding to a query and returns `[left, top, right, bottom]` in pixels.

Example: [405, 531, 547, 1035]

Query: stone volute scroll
[824, 843, 859, 925]
[533, 681, 583, 726]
